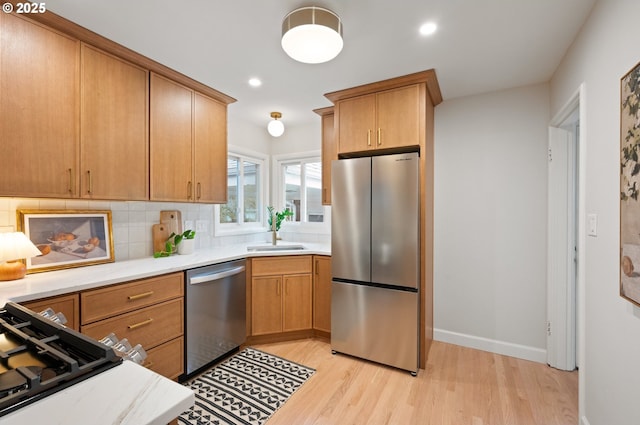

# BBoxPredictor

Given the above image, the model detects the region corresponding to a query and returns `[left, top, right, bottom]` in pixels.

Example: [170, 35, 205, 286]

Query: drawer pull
[143, 361, 154, 369]
[128, 291, 154, 301]
[128, 318, 153, 330]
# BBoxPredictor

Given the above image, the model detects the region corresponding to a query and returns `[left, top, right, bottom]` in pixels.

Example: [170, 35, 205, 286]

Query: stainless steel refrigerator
[331, 152, 420, 374]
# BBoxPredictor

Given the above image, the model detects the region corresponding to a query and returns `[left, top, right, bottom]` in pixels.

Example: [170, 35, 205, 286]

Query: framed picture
[620, 61, 640, 306]
[17, 210, 114, 273]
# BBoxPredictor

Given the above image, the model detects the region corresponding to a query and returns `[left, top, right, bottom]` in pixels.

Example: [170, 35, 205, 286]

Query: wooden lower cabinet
[250, 256, 313, 339]
[313, 255, 331, 335]
[79, 272, 185, 380]
[144, 336, 184, 380]
[81, 298, 183, 350]
[21, 293, 80, 331]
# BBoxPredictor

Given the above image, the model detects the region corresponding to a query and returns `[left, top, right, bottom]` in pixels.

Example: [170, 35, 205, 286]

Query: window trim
[214, 146, 269, 236]
[272, 150, 329, 233]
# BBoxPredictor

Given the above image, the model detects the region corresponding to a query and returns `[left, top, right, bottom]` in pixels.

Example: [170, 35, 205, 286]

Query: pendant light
[281, 6, 343, 64]
[267, 112, 285, 137]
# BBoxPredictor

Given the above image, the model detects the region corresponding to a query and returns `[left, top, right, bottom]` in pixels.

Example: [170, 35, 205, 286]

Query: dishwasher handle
[189, 265, 245, 285]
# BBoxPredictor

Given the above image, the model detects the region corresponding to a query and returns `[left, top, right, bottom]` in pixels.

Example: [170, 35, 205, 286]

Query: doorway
[547, 84, 585, 373]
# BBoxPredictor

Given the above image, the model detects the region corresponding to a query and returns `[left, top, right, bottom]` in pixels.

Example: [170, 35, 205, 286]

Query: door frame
[547, 83, 586, 415]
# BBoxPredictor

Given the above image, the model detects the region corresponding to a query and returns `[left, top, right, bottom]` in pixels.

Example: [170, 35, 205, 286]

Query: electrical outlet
[588, 214, 597, 237]
[196, 220, 208, 233]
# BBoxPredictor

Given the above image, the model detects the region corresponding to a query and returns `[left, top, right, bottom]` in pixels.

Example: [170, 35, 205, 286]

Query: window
[280, 157, 324, 223]
[216, 151, 265, 233]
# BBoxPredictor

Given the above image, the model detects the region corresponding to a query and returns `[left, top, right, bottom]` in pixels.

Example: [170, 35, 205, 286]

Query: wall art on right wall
[620, 60, 640, 307]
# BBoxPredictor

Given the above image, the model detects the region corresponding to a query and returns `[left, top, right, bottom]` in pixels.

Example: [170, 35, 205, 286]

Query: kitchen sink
[246, 244, 306, 252]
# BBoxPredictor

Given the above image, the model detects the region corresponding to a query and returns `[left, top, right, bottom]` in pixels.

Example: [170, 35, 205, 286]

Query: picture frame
[17, 210, 114, 273]
[620, 60, 640, 307]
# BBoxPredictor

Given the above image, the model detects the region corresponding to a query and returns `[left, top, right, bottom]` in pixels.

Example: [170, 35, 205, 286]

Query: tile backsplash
[0, 198, 330, 262]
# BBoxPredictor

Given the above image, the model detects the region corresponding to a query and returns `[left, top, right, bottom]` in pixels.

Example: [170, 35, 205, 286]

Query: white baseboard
[434, 328, 547, 364]
[580, 416, 590, 425]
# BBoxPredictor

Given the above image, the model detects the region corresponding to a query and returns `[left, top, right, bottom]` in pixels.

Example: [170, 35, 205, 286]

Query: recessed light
[248, 78, 262, 87]
[419, 22, 437, 36]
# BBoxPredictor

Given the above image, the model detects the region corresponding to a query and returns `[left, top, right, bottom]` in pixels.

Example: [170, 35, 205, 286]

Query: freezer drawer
[331, 281, 419, 373]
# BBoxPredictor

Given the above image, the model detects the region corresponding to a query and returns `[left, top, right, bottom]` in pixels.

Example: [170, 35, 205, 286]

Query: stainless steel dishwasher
[184, 259, 246, 380]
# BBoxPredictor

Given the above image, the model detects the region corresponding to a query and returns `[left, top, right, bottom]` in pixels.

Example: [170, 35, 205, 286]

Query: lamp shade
[0, 232, 41, 262]
[267, 112, 285, 137]
[0, 232, 42, 281]
[281, 6, 343, 64]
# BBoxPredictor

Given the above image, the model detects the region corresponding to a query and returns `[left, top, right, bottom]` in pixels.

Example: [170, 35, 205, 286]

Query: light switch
[588, 214, 597, 237]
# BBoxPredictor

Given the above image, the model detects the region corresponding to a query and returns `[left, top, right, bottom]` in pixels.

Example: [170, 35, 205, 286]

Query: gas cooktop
[0, 302, 122, 417]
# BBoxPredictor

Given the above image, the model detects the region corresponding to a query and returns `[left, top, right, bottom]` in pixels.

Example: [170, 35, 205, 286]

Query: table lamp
[0, 232, 42, 281]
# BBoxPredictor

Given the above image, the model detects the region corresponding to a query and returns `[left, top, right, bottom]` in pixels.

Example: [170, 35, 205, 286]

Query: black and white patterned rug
[178, 347, 315, 425]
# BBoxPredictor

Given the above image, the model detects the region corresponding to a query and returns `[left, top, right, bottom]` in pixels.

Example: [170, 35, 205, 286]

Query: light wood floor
[252, 339, 578, 425]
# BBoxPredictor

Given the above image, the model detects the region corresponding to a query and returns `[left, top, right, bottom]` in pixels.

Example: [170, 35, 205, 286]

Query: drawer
[252, 255, 312, 276]
[21, 293, 80, 331]
[143, 336, 184, 380]
[81, 272, 184, 325]
[81, 298, 183, 350]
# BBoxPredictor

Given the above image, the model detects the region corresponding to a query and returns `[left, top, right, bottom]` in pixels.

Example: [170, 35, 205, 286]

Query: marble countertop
[1, 360, 194, 425]
[0, 241, 331, 304]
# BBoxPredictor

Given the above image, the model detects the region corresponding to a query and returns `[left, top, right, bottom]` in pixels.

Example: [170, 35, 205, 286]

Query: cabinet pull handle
[143, 361, 154, 369]
[315, 260, 319, 275]
[87, 170, 93, 194]
[197, 182, 202, 200]
[276, 281, 281, 296]
[377, 128, 382, 146]
[128, 291, 154, 301]
[67, 168, 73, 194]
[128, 318, 153, 330]
[187, 181, 193, 200]
[367, 129, 372, 146]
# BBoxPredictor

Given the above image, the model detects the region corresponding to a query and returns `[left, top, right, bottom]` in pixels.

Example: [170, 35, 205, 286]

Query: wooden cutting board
[152, 223, 171, 253]
[160, 210, 182, 236]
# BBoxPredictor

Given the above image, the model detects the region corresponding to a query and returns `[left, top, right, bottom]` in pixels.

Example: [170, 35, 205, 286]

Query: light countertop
[0, 241, 331, 305]
[1, 360, 194, 425]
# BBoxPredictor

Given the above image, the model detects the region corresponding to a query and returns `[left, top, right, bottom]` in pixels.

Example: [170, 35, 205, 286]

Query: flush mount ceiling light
[281, 6, 343, 64]
[267, 112, 285, 137]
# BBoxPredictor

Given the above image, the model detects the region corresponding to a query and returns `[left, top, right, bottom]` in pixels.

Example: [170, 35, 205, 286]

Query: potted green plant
[267, 206, 293, 232]
[153, 229, 196, 257]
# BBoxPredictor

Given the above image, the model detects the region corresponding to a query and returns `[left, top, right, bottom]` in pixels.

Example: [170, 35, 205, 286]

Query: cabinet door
[337, 94, 376, 154]
[194, 93, 227, 203]
[375, 84, 421, 149]
[0, 13, 79, 198]
[81, 44, 149, 200]
[150, 73, 193, 201]
[313, 256, 332, 333]
[321, 113, 336, 205]
[283, 274, 312, 332]
[251, 276, 282, 335]
[22, 293, 80, 331]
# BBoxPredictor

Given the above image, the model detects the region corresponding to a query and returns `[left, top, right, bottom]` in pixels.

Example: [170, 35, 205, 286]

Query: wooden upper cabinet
[151, 73, 228, 203]
[325, 70, 442, 156]
[336, 94, 376, 154]
[80, 44, 149, 200]
[314, 107, 337, 205]
[0, 13, 79, 198]
[150, 73, 194, 202]
[194, 93, 227, 203]
[336, 85, 422, 154]
[376, 84, 422, 149]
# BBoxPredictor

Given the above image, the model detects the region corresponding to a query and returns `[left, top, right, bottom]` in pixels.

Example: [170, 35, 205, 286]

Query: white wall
[550, 1, 640, 424]
[433, 83, 550, 362]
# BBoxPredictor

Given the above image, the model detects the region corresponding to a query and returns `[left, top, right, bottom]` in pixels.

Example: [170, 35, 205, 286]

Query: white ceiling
[46, 0, 596, 129]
